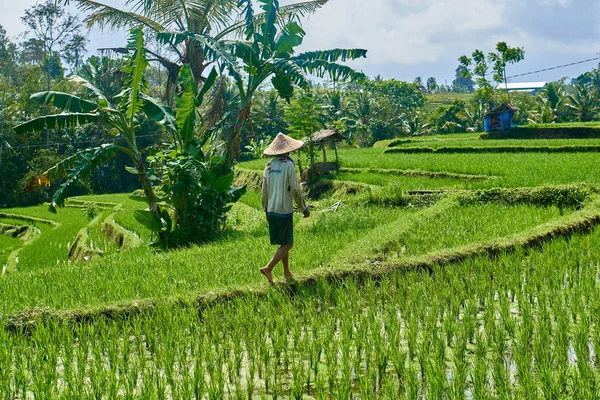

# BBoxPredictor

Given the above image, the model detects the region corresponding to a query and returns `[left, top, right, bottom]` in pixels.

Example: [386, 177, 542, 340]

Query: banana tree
[13, 28, 175, 247]
[160, 0, 367, 163]
[226, 0, 367, 163]
[146, 63, 246, 245]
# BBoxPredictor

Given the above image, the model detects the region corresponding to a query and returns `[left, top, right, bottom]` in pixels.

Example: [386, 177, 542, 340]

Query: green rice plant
[0, 235, 23, 267]
[330, 147, 600, 189]
[335, 171, 472, 190]
[405, 362, 420, 400]
[449, 331, 468, 400]
[471, 330, 489, 399]
[5, 192, 600, 398]
[514, 327, 535, 398]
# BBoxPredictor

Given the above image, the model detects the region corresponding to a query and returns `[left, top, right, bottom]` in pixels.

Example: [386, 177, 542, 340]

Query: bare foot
[260, 267, 274, 285]
[284, 272, 294, 279]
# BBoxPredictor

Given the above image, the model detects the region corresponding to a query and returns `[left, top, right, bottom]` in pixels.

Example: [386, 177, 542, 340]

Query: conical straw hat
[263, 133, 304, 156]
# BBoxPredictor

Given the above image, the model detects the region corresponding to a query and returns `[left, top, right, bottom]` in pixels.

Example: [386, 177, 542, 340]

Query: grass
[0, 236, 22, 267]
[390, 203, 564, 257]
[0, 206, 88, 272]
[2, 134, 600, 396]
[331, 147, 600, 189]
[0, 193, 574, 316]
[238, 140, 600, 190]
[334, 171, 476, 190]
[422, 92, 473, 113]
[390, 137, 600, 148]
[525, 121, 600, 128]
[0, 202, 417, 314]
[2, 223, 600, 398]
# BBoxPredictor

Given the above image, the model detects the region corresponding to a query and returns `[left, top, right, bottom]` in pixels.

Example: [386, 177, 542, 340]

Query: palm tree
[159, 0, 367, 162]
[401, 110, 432, 136]
[253, 90, 286, 138]
[73, 0, 329, 95]
[567, 84, 599, 122]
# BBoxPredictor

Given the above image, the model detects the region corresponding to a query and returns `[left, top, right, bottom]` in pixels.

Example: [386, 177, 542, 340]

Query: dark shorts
[268, 215, 293, 245]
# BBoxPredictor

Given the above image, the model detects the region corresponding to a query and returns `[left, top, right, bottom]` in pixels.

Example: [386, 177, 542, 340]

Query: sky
[1, 0, 599, 85]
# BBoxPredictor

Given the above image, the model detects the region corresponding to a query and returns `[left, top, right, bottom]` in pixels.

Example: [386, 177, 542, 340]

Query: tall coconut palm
[567, 84, 599, 122]
[71, 0, 329, 94]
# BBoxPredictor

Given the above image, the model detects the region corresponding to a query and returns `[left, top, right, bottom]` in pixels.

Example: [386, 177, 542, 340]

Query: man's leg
[261, 243, 293, 284]
[283, 250, 293, 278]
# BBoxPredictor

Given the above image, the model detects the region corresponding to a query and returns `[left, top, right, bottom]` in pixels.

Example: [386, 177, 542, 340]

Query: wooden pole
[334, 141, 339, 171]
[321, 143, 327, 162]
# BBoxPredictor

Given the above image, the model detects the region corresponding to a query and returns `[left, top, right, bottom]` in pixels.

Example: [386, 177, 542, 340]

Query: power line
[1, 133, 165, 151]
[507, 56, 600, 79]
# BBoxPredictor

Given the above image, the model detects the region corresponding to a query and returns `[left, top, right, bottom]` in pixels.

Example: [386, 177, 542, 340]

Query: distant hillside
[423, 92, 473, 113]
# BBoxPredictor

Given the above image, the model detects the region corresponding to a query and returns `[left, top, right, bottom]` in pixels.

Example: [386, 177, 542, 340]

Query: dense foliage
[2, 2, 600, 211]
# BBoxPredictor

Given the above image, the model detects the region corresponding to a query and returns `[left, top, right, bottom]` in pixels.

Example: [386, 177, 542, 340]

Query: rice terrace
[1, 0, 600, 398]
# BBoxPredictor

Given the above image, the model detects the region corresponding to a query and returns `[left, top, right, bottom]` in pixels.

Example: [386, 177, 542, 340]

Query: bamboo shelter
[301, 130, 347, 181]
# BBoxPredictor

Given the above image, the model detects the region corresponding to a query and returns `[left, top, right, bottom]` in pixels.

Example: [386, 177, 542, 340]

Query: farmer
[260, 133, 310, 285]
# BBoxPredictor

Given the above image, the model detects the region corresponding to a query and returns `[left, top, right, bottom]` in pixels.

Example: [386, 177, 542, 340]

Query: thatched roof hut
[310, 130, 347, 143]
[301, 130, 347, 181]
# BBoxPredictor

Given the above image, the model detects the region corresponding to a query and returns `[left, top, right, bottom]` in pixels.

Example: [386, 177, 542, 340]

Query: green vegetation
[2, 225, 600, 398]
[0, 236, 22, 266]
[485, 124, 600, 139]
[2, 133, 600, 397]
[3, 0, 600, 396]
[390, 136, 600, 148]
[385, 145, 600, 154]
[333, 147, 600, 188]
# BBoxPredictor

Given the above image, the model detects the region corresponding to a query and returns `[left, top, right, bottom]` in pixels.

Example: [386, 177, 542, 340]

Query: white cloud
[2, 0, 599, 83]
[536, 0, 572, 7]
[296, 0, 507, 65]
[0, 0, 39, 37]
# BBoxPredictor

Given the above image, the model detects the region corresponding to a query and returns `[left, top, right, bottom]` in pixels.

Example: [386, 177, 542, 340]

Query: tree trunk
[135, 157, 169, 247]
[226, 107, 250, 165]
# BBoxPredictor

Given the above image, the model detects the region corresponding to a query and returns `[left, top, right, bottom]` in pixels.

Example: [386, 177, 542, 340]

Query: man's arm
[262, 166, 269, 215]
[288, 163, 309, 217]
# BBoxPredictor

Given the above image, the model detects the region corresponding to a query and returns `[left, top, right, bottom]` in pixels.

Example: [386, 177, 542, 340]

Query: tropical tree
[15, 28, 245, 247]
[488, 42, 525, 91]
[253, 89, 287, 138]
[159, 0, 367, 163]
[63, 34, 88, 72]
[459, 42, 525, 103]
[401, 110, 432, 136]
[567, 83, 598, 122]
[452, 65, 474, 92]
[13, 29, 172, 245]
[145, 64, 246, 245]
[77, 56, 126, 103]
[72, 0, 329, 95]
[426, 77, 438, 93]
[364, 78, 425, 138]
[21, 0, 84, 90]
[350, 88, 372, 145]
[529, 81, 565, 123]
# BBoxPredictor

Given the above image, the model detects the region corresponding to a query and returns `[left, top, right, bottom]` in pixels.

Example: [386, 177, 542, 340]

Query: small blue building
[484, 103, 520, 133]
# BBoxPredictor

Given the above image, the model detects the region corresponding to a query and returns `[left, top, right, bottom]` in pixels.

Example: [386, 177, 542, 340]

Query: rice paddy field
[1, 133, 600, 398]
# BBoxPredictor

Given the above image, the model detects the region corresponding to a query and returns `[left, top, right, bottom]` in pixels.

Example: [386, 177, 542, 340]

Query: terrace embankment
[5, 185, 599, 333]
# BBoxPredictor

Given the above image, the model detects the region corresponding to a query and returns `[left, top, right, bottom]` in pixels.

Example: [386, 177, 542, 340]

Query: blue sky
[2, 0, 599, 85]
